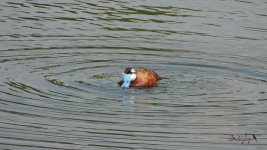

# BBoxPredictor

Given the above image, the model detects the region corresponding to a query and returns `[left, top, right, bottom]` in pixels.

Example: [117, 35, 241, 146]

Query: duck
[118, 67, 162, 88]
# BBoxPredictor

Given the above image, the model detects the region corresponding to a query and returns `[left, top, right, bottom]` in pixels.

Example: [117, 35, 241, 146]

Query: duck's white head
[121, 68, 136, 88]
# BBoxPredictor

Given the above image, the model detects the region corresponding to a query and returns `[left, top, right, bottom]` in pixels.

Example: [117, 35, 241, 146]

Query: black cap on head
[124, 68, 135, 74]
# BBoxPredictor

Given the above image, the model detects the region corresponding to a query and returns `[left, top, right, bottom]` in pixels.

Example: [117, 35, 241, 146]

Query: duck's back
[130, 68, 162, 87]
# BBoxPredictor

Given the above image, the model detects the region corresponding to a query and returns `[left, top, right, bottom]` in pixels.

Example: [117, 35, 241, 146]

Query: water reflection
[1, 0, 267, 149]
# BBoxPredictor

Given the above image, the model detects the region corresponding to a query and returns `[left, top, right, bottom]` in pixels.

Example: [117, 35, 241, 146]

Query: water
[0, 0, 267, 149]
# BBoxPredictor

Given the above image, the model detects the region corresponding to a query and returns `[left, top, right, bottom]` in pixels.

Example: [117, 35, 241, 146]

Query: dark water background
[0, 0, 267, 149]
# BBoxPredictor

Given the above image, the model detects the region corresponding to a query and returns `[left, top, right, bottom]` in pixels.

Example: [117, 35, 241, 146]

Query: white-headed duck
[118, 67, 162, 88]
